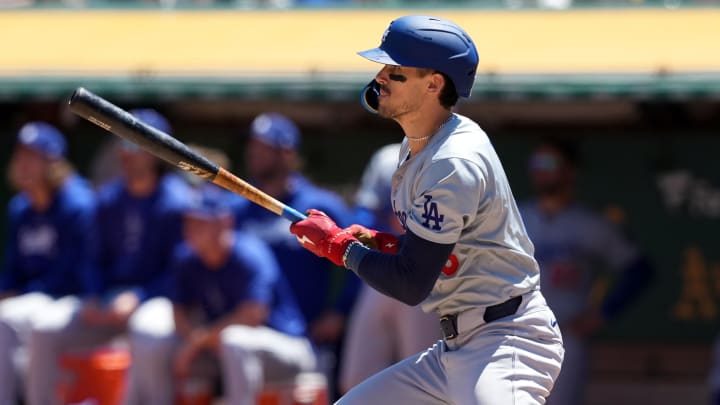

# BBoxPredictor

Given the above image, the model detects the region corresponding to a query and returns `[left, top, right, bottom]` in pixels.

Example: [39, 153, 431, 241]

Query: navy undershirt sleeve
[345, 230, 455, 306]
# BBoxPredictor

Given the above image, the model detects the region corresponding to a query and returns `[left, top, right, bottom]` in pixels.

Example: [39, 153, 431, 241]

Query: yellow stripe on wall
[1, 9, 718, 75]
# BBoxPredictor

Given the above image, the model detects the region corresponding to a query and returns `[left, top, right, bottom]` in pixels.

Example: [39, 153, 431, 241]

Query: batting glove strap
[374, 231, 400, 254]
[325, 229, 358, 267]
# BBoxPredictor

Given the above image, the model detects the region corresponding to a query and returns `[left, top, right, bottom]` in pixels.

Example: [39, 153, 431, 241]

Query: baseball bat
[68, 87, 306, 223]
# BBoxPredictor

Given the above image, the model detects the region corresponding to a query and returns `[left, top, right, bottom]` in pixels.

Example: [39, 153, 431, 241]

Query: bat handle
[282, 206, 307, 222]
[213, 168, 307, 223]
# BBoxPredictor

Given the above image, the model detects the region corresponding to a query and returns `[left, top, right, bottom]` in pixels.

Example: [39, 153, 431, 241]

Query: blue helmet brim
[357, 48, 399, 66]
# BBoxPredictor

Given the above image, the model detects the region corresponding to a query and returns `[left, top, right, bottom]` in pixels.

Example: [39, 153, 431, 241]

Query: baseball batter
[290, 15, 564, 404]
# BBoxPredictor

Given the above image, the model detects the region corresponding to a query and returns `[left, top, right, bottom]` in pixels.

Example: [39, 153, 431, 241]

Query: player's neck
[538, 191, 574, 215]
[400, 109, 453, 156]
[201, 231, 234, 269]
[126, 173, 159, 198]
[27, 186, 54, 212]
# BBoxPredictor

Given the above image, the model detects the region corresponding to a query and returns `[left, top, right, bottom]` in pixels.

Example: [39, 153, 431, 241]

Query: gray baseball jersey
[390, 113, 539, 315]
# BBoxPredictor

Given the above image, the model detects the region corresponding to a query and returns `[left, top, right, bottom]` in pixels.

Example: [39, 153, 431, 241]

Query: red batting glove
[346, 224, 399, 254]
[290, 209, 359, 267]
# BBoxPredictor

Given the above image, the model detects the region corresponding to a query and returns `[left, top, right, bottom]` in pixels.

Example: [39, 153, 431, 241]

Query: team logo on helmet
[381, 28, 389, 44]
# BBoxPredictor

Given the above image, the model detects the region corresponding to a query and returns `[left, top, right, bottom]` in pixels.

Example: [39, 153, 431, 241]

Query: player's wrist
[342, 241, 362, 268]
[343, 241, 372, 271]
[326, 229, 358, 267]
[374, 231, 400, 254]
[188, 328, 211, 346]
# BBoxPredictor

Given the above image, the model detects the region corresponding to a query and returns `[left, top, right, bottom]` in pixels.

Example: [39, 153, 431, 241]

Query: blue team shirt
[232, 174, 359, 324]
[168, 233, 306, 337]
[1, 174, 96, 297]
[90, 175, 188, 299]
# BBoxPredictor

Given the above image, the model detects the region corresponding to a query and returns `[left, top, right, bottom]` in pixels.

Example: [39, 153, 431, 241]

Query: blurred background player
[0, 122, 96, 404]
[81, 108, 188, 324]
[338, 142, 440, 394]
[232, 112, 357, 397]
[22, 109, 189, 405]
[124, 184, 314, 405]
[518, 138, 654, 405]
[709, 339, 720, 405]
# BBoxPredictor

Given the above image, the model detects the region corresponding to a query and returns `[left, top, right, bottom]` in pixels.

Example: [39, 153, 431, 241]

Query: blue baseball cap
[120, 109, 171, 152]
[130, 109, 172, 135]
[185, 185, 234, 220]
[250, 113, 300, 150]
[16, 122, 67, 159]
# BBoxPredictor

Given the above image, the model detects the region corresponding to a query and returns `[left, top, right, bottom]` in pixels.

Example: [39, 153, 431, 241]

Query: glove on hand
[346, 224, 399, 254]
[290, 209, 359, 267]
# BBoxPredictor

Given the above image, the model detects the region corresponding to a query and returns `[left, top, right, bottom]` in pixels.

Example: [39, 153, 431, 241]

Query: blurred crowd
[0, 103, 667, 404]
[0, 111, 363, 404]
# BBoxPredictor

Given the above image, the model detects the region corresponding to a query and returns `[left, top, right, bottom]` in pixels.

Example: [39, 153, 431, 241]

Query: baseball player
[232, 112, 358, 395]
[123, 184, 315, 405]
[519, 139, 653, 405]
[339, 142, 440, 394]
[289, 15, 564, 404]
[709, 339, 720, 405]
[23, 109, 190, 405]
[0, 122, 96, 405]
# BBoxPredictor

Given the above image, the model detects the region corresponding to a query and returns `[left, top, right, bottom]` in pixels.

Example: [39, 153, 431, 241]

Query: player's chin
[376, 104, 394, 119]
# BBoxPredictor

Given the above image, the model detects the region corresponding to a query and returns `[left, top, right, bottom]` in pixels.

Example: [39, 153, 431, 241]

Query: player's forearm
[345, 230, 453, 306]
[172, 305, 196, 339]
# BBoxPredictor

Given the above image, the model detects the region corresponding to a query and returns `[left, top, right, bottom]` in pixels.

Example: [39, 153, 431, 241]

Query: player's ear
[426, 72, 445, 95]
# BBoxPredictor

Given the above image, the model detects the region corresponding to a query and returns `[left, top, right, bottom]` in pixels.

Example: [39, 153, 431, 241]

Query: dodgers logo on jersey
[421, 195, 444, 230]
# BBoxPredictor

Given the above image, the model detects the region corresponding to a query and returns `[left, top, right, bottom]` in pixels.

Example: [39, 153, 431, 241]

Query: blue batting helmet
[185, 184, 234, 220]
[16, 122, 67, 159]
[358, 15, 479, 98]
[130, 109, 172, 135]
[250, 113, 300, 150]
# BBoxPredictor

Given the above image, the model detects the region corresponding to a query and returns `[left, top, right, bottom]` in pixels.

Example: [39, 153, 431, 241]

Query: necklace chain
[406, 115, 453, 143]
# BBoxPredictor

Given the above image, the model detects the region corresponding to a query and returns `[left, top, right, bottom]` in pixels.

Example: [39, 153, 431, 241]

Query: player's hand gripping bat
[68, 87, 306, 223]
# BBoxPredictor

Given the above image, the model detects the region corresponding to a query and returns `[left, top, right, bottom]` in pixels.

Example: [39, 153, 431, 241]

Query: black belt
[439, 295, 522, 340]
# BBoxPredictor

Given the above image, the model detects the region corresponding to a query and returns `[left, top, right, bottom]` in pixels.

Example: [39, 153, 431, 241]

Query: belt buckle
[439, 314, 458, 340]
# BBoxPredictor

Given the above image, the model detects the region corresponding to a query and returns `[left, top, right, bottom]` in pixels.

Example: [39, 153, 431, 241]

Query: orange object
[257, 373, 329, 405]
[175, 373, 328, 405]
[176, 393, 212, 405]
[57, 347, 131, 405]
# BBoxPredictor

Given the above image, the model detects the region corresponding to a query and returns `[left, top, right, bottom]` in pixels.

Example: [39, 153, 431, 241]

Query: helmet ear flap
[360, 80, 380, 114]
